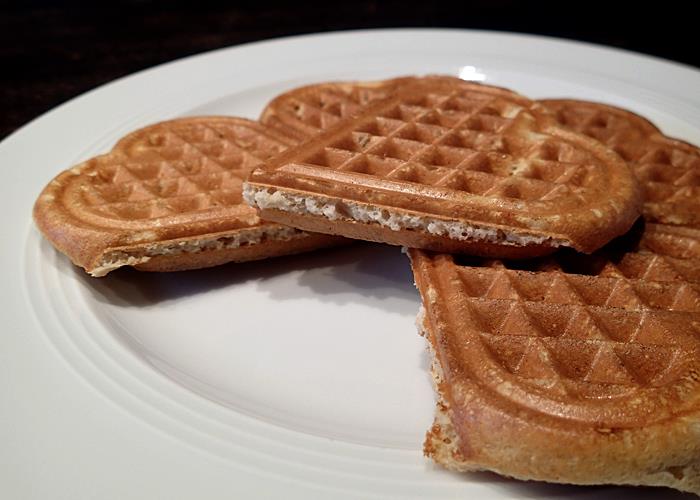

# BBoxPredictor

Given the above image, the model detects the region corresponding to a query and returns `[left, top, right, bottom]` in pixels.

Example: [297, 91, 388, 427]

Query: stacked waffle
[33, 76, 700, 495]
[33, 117, 346, 276]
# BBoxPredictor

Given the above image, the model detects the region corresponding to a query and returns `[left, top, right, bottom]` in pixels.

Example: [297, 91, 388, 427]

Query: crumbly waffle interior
[80, 120, 290, 222]
[438, 221, 700, 400]
[548, 102, 700, 225]
[271, 87, 608, 208]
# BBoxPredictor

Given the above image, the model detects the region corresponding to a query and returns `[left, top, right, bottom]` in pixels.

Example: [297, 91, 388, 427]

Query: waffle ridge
[451, 231, 700, 398]
[261, 77, 408, 140]
[249, 76, 642, 256]
[84, 120, 287, 220]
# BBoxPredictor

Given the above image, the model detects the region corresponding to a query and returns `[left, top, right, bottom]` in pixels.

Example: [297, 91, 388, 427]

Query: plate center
[77, 243, 435, 448]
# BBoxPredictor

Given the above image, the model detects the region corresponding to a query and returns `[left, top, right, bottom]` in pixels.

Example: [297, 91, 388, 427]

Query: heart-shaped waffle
[409, 221, 700, 493]
[33, 117, 344, 276]
[247, 76, 642, 258]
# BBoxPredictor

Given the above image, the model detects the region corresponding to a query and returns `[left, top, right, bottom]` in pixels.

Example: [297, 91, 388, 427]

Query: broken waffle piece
[33, 116, 345, 276]
[408, 221, 700, 495]
[246, 76, 642, 258]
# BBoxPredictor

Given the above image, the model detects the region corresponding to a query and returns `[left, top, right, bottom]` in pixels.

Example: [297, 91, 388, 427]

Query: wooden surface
[1, 1, 697, 140]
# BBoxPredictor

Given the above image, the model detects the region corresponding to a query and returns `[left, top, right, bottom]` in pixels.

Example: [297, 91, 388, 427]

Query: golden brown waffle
[409, 222, 700, 494]
[246, 76, 642, 258]
[542, 99, 700, 228]
[33, 117, 345, 276]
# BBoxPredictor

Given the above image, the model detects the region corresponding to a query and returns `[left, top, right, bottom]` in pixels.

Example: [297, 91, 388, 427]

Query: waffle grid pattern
[281, 88, 602, 205]
[281, 83, 399, 132]
[79, 121, 290, 221]
[440, 227, 700, 398]
[547, 101, 700, 224]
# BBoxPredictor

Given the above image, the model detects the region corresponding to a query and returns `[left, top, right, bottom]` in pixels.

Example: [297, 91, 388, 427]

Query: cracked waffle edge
[249, 78, 645, 255]
[417, 305, 477, 472]
[243, 184, 568, 254]
[87, 224, 320, 276]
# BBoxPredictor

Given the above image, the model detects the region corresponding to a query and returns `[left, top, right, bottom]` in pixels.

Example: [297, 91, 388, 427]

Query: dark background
[1, 1, 697, 140]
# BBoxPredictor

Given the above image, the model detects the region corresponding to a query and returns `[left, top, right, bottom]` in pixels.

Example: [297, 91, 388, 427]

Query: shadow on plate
[428, 465, 693, 499]
[71, 241, 419, 313]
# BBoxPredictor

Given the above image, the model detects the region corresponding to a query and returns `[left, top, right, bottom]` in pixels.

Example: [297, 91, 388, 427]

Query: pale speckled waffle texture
[409, 222, 700, 494]
[542, 99, 700, 228]
[33, 116, 344, 276]
[248, 76, 642, 257]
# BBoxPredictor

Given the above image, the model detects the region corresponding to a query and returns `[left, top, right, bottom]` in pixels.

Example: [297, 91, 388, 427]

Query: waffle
[246, 76, 642, 258]
[33, 117, 345, 276]
[409, 222, 700, 494]
[542, 99, 700, 228]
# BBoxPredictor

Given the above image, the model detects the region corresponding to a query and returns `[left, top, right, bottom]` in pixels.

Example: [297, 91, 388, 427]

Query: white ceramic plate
[2, 29, 699, 499]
